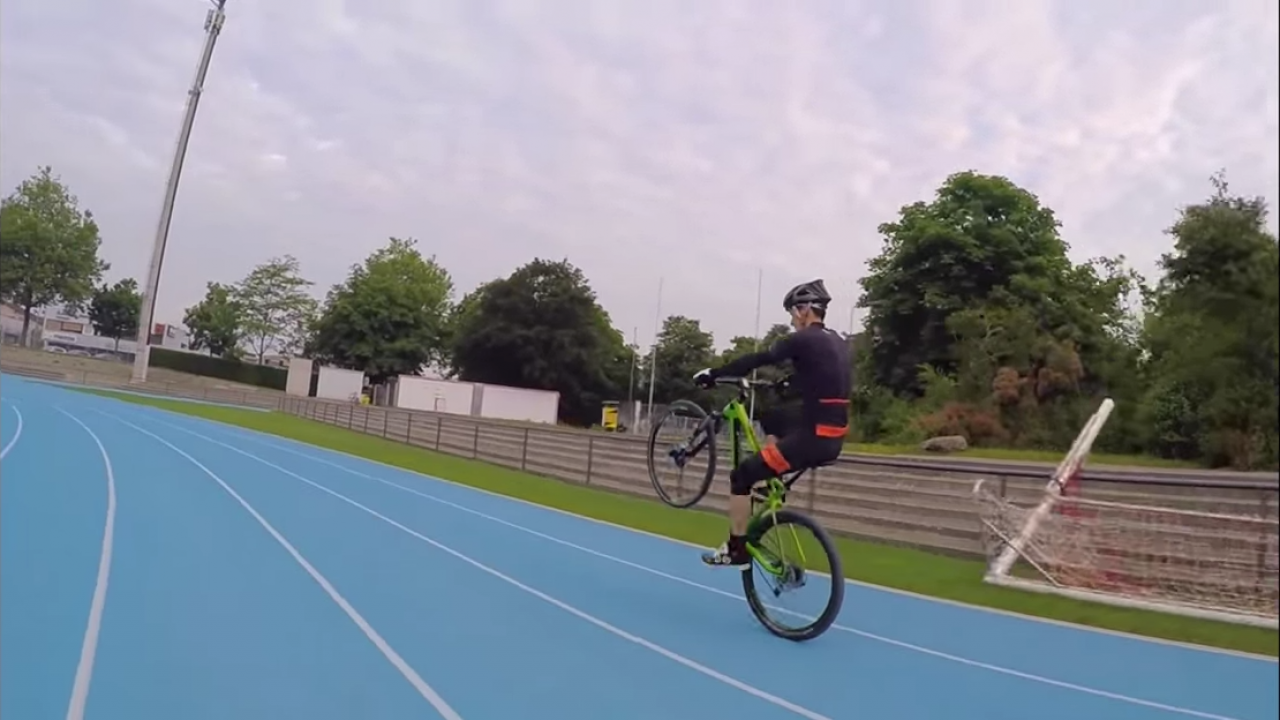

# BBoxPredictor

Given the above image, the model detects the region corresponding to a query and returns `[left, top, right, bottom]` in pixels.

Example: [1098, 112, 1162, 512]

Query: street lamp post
[130, 0, 228, 384]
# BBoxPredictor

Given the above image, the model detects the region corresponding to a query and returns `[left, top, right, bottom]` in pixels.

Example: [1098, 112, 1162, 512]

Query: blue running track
[2, 374, 1276, 719]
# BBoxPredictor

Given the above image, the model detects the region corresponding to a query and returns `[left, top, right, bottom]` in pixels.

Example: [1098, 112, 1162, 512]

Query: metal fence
[274, 396, 1280, 558]
[5, 360, 1277, 558]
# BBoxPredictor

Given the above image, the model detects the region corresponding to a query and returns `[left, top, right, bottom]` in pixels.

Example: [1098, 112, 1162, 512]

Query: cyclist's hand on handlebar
[692, 368, 716, 389]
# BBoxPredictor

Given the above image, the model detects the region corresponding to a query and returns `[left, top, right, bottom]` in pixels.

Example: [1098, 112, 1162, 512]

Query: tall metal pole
[644, 277, 664, 428]
[748, 268, 763, 421]
[131, 0, 229, 384]
[627, 326, 638, 431]
[626, 326, 638, 403]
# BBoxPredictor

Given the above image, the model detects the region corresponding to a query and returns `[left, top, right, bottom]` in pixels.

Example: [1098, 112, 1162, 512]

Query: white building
[0, 302, 189, 356]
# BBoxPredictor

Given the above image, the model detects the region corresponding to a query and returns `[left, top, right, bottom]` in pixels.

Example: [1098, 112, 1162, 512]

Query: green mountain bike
[645, 376, 845, 642]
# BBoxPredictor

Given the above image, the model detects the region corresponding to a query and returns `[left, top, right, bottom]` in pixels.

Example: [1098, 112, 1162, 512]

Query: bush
[915, 401, 1008, 446]
[149, 347, 287, 390]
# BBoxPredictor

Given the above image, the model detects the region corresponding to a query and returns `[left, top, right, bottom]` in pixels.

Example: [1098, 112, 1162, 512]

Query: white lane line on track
[93, 410, 464, 720]
[87, 392, 1277, 665]
[166, 415, 1256, 720]
[91, 394, 1276, 665]
[56, 408, 117, 720]
[1, 401, 25, 460]
[151, 416, 834, 720]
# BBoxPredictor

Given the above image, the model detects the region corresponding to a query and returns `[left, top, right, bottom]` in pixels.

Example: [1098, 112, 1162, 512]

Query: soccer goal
[973, 398, 1279, 629]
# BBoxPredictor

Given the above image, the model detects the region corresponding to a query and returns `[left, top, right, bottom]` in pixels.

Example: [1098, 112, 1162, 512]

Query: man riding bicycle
[692, 279, 852, 567]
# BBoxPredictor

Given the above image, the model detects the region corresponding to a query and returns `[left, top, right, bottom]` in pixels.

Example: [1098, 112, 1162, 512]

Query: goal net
[973, 399, 1279, 629]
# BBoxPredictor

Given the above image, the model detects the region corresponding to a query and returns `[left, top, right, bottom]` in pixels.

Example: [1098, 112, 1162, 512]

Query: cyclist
[692, 279, 852, 567]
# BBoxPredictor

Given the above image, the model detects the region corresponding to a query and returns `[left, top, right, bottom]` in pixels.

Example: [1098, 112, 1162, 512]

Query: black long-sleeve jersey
[711, 322, 852, 431]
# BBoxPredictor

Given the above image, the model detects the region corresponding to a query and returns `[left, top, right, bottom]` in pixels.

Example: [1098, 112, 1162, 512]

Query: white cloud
[2, 0, 1275, 348]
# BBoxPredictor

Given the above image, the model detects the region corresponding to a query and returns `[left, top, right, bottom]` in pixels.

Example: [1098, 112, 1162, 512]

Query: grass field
[76, 387, 1280, 657]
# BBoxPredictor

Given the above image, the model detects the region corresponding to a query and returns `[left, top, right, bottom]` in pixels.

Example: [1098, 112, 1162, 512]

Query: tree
[449, 258, 627, 424]
[854, 170, 1142, 448]
[184, 282, 244, 358]
[0, 166, 108, 343]
[641, 315, 716, 405]
[233, 255, 317, 362]
[88, 278, 141, 351]
[444, 279, 497, 368]
[857, 171, 1076, 395]
[309, 237, 454, 383]
[1141, 172, 1279, 468]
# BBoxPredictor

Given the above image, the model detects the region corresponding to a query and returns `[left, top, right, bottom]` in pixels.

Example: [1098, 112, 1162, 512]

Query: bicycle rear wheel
[646, 399, 718, 508]
[741, 508, 844, 641]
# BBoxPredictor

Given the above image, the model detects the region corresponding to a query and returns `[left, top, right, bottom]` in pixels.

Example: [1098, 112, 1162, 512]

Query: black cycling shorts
[730, 404, 844, 496]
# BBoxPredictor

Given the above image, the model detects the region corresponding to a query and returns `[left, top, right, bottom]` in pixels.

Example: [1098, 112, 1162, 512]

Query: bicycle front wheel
[646, 399, 718, 508]
[742, 508, 845, 641]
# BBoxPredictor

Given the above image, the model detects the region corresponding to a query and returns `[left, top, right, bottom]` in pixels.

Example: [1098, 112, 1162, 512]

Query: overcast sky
[2, 0, 1276, 349]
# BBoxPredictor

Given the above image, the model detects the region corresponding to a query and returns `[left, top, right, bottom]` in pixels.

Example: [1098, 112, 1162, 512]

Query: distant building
[0, 302, 189, 356]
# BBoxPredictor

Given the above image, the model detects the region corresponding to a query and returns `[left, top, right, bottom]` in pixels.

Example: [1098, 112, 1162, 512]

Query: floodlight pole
[644, 278, 663, 428]
[748, 268, 762, 421]
[131, 0, 228, 383]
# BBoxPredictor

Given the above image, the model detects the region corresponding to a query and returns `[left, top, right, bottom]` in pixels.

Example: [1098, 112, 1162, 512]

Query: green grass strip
[78, 387, 1278, 657]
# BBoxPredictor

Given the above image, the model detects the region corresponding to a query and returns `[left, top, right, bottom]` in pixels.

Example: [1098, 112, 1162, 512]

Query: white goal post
[973, 398, 1279, 629]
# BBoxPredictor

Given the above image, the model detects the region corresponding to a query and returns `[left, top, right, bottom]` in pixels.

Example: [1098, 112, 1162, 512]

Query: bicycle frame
[718, 396, 762, 470]
[707, 380, 808, 575]
[652, 378, 844, 640]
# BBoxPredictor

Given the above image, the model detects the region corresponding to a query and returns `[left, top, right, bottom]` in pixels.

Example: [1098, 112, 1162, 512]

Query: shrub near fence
[149, 347, 288, 391]
[277, 396, 1280, 559]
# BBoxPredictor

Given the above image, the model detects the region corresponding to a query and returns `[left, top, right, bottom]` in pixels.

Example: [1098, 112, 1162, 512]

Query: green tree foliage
[309, 237, 454, 383]
[449, 258, 628, 424]
[88, 278, 142, 350]
[861, 171, 1079, 393]
[445, 279, 497, 354]
[0, 166, 108, 343]
[1140, 173, 1279, 469]
[17, 157, 1259, 468]
[855, 171, 1144, 451]
[642, 315, 716, 405]
[233, 255, 317, 362]
[183, 281, 244, 358]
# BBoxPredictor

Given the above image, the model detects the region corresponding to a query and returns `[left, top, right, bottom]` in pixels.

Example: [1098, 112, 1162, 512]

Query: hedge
[149, 347, 288, 391]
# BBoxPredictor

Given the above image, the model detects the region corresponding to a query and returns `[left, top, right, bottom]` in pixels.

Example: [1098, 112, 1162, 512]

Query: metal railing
[275, 396, 1278, 558]
[6, 360, 1277, 558]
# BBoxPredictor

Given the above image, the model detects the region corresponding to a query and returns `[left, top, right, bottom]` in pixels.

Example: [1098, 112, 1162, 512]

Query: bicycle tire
[742, 508, 845, 642]
[646, 399, 718, 508]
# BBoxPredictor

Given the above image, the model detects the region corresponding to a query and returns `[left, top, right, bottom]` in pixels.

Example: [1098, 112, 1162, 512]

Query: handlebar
[712, 375, 788, 396]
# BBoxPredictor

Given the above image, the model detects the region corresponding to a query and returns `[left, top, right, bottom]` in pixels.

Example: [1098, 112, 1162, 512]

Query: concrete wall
[315, 366, 365, 401]
[394, 375, 475, 415]
[475, 383, 559, 424]
[285, 357, 314, 396]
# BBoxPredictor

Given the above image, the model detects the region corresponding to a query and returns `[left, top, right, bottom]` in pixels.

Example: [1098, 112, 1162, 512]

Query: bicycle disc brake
[666, 427, 709, 468]
[780, 564, 806, 591]
[666, 444, 691, 468]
